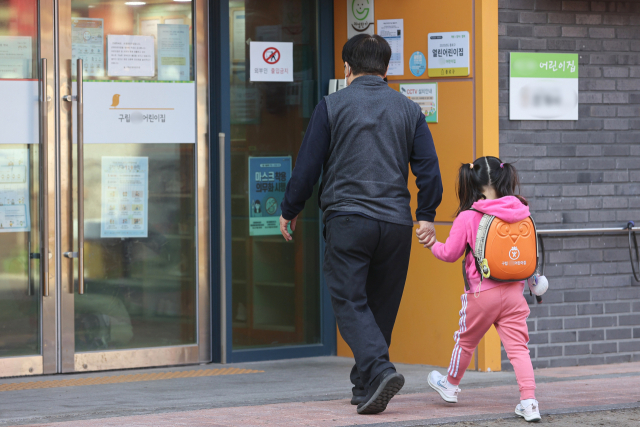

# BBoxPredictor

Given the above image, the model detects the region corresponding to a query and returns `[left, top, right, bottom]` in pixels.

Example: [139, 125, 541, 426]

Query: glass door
[0, 0, 56, 377]
[57, 0, 210, 372]
[0, 0, 210, 378]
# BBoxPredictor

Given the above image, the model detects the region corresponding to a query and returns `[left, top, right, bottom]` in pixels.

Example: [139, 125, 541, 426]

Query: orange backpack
[463, 209, 538, 292]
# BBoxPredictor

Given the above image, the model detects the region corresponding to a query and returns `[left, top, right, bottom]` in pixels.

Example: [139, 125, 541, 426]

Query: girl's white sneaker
[515, 399, 541, 422]
[427, 370, 461, 403]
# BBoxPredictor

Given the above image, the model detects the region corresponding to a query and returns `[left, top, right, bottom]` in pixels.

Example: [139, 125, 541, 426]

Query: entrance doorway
[0, 0, 210, 377]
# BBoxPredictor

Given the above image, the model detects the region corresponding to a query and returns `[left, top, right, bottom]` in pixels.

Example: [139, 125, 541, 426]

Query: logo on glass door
[263, 47, 281, 64]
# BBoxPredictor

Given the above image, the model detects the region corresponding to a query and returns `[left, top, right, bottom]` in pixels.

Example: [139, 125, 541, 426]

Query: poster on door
[157, 24, 190, 81]
[101, 156, 148, 238]
[0, 36, 33, 79]
[71, 18, 104, 77]
[427, 31, 470, 77]
[0, 148, 30, 233]
[248, 157, 291, 236]
[107, 35, 155, 77]
[400, 83, 438, 123]
[249, 42, 293, 82]
[377, 19, 403, 75]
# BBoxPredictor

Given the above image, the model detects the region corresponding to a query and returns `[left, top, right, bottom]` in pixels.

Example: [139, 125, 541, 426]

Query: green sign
[510, 52, 578, 79]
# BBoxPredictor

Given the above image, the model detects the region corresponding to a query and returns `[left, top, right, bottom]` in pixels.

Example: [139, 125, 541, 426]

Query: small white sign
[427, 31, 470, 77]
[0, 36, 33, 79]
[377, 19, 403, 76]
[71, 18, 104, 77]
[74, 81, 196, 144]
[249, 42, 293, 82]
[108, 35, 155, 77]
[347, 0, 375, 39]
[157, 24, 190, 81]
[0, 81, 39, 145]
[0, 149, 30, 233]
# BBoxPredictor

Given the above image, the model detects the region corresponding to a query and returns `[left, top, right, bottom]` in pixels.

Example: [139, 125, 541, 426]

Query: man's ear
[344, 62, 351, 77]
[383, 65, 389, 78]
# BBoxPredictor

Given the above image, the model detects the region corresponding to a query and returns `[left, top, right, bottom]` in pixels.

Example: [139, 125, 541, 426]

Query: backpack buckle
[480, 259, 491, 279]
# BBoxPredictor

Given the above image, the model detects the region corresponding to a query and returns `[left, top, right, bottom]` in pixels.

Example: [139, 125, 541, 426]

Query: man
[279, 34, 442, 414]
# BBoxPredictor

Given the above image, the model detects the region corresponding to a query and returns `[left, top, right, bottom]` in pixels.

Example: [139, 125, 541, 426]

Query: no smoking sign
[250, 41, 293, 82]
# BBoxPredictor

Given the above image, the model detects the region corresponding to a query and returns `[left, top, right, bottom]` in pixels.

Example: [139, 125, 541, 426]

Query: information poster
[0, 149, 30, 233]
[71, 18, 104, 77]
[248, 157, 291, 236]
[510, 52, 579, 121]
[157, 24, 190, 81]
[101, 157, 148, 238]
[108, 35, 155, 77]
[377, 19, 403, 75]
[400, 83, 438, 123]
[409, 51, 426, 77]
[347, 0, 375, 39]
[249, 42, 293, 82]
[232, 9, 246, 62]
[0, 36, 32, 79]
[428, 31, 469, 77]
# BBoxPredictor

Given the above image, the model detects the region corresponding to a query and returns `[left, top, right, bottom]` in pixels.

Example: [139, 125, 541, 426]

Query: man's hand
[280, 215, 297, 241]
[416, 221, 436, 248]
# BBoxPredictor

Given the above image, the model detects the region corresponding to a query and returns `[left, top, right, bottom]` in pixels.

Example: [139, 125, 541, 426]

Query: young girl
[422, 156, 541, 422]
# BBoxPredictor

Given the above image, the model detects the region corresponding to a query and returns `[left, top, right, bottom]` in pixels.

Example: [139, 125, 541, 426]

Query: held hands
[279, 215, 297, 241]
[416, 221, 437, 249]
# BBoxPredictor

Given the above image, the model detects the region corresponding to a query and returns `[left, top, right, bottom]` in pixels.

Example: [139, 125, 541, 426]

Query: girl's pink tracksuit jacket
[431, 196, 536, 400]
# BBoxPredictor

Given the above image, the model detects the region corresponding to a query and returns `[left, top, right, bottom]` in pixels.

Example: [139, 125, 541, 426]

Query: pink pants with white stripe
[447, 282, 536, 400]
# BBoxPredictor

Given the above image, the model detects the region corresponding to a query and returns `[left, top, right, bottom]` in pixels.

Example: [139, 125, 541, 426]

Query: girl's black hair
[455, 156, 527, 216]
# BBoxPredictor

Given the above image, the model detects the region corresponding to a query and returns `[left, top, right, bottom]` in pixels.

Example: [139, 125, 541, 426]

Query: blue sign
[409, 51, 426, 77]
[248, 156, 292, 236]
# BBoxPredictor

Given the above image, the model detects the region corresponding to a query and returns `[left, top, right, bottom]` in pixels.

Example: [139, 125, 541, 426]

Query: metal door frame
[0, 0, 211, 378]
[56, 0, 211, 373]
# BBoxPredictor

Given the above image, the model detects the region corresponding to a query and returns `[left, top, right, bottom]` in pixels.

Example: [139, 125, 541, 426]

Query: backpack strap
[462, 243, 483, 292]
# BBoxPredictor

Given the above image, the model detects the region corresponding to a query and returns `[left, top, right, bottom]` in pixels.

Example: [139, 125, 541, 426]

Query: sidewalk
[1, 357, 639, 426]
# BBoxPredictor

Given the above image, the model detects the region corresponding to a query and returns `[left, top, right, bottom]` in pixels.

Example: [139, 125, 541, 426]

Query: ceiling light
[173, 0, 192, 2]
[124, 1, 146, 5]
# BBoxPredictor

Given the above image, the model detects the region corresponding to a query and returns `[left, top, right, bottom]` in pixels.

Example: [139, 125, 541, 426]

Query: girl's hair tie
[469, 163, 474, 169]
[500, 163, 504, 169]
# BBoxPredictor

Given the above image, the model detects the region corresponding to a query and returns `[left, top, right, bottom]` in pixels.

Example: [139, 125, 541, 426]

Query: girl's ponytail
[494, 161, 528, 206]
[455, 160, 485, 216]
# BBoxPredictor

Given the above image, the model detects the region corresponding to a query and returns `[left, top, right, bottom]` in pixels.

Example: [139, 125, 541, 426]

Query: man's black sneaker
[351, 394, 367, 405]
[356, 369, 404, 415]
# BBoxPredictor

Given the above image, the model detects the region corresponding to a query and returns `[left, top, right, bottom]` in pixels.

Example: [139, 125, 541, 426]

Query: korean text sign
[249, 157, 291, 236]
[400, 83, 437, 123]
[510, 52, 578, 121]
[427, 31, 469, 77]
[249, 42, 293, 82]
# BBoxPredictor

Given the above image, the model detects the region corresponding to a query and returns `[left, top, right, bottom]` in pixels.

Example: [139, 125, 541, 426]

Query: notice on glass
[0, 36, 32, 79]
[71, 18, 104, 77]
[0, 149, 30, 233]
[377, 19, 403, 76]
[347, 0, 375, 39]
[108, 35, 154, 77]
[400, 83, 438, 123]
[157, 24, 190, 81]
[248, 157, 291, 236]
[101, 157, 148, 238]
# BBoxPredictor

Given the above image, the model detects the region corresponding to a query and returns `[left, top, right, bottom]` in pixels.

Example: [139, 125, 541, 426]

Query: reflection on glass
[71, 0, 193, 81]
[0, 1, 41, 358]
[229, 0, 321, 349]
[71, 0, 197, 352]
[75, 144, 196, 351]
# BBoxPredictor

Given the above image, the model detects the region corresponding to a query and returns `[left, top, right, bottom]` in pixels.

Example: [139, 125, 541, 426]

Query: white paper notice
[249, 42, 293, 82]
[0, 148, 30, 233]
[377, 19, 403, 76]
[108, 35, 155, 77]
[101, 157, 148, 238]
[71, 18, 105, 77]
[157, 24, 190, 81]
[0, 36, 33, 79]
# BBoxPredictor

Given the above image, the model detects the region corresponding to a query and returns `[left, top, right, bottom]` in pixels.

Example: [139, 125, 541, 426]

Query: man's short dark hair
[342, 34, 391, 77]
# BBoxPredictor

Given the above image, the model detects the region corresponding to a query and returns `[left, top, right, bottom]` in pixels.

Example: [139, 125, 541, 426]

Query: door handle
[77, 59, 85, 295]
[40, 58, 49, 297]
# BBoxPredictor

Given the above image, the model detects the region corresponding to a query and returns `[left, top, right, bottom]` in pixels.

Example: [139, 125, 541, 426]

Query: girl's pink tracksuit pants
[446, 282, 536, 400]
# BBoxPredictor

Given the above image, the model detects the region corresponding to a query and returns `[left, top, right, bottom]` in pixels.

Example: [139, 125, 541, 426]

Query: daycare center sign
[347, 0, 374, 39]
[509, 52, 579, 121]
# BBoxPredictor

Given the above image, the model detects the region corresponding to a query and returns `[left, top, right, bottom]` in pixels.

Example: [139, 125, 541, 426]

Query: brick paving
[19, 365, 640, 426]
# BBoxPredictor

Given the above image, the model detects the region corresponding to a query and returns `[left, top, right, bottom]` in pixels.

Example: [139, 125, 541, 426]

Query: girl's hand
[425, 239, 438, 250]
[416, 221, 437, 248]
